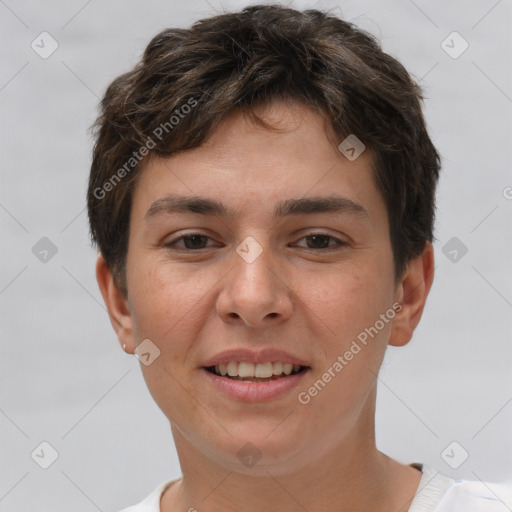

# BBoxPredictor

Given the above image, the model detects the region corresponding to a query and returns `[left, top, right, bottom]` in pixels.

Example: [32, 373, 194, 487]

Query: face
[99, 100, 425, 475]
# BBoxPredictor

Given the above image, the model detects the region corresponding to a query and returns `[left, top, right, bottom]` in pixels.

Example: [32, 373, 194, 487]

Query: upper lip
[201, 348, 311, 368]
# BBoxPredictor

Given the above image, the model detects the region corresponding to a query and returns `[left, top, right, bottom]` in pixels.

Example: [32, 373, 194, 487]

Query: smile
[202, 363, 310, 402]
[205, 361, 308, 381]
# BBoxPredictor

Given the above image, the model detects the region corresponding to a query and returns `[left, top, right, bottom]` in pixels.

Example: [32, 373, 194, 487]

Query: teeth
[227, 361, 238, 377]
[255, 362, 273, 378]
[238, 361, 256, 378]
[212, 361, 304, 378]
[273, 362, 283, 375]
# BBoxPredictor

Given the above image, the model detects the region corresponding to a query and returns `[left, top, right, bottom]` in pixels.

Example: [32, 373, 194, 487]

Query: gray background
[1, 0, 511, 510]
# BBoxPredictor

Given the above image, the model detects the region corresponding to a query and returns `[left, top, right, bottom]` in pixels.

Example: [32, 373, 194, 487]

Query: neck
[161, 389, 421, 511]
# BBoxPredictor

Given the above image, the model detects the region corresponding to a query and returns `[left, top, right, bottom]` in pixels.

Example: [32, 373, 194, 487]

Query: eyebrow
[144, 194, 370, 221]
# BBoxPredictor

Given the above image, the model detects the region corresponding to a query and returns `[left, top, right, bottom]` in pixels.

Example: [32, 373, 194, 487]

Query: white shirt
[118, 463, 512, 511]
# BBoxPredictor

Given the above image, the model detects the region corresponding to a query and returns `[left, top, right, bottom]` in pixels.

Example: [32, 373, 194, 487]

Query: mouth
[203, 362, 310, 382]
[201, 360, 311, 402]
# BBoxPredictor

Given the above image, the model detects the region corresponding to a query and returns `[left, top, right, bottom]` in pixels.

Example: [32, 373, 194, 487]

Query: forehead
[130, 101, 386, 227]
[187, 100, 347, 166]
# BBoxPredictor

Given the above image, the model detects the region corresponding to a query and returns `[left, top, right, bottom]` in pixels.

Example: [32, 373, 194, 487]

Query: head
[89, 4, 439, 473]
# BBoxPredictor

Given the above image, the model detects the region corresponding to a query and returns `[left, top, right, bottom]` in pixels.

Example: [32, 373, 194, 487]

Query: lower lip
[201, 368, 309, 402]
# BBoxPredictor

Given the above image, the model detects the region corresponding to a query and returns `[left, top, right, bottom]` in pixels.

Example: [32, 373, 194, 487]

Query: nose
[216, 241, 293, 328]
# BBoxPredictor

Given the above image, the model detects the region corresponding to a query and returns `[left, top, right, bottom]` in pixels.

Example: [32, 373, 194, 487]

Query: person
[87, 4, 511, 511]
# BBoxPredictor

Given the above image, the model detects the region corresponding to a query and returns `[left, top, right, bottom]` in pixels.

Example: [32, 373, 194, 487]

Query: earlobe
[388, 242, 435, 347]
[95, 254, 135, 353]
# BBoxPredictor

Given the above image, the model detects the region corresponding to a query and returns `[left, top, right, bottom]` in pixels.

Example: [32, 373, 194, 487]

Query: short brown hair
[87, 4, 441, 296]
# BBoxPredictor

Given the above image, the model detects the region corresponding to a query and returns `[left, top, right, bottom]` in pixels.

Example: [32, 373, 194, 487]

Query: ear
[388, 242, 435, 347]
[96, 253, 135, 354]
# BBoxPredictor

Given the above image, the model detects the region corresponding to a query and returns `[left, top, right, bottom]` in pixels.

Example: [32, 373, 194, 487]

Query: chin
[207, 431, 312, 476]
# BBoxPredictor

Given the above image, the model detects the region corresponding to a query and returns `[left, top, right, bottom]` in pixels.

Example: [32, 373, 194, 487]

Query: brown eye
[294, 233, 346, 250]
[165, 234, 215, 250]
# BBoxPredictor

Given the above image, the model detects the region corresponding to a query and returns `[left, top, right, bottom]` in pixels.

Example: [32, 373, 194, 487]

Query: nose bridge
[217, 235, 291, 326]
[233, 235, 278, 299]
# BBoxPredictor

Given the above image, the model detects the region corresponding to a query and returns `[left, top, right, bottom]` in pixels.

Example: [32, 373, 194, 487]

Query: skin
[97, 100, 434, 512]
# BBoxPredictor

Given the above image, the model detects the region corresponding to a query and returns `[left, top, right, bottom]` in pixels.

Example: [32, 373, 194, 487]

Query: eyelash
[164, 233, 347, 252]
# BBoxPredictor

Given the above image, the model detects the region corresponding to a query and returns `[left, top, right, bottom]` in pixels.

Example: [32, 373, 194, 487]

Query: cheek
[127, 263, 204, 423]
[126, 258, 204, 348]
[301, 271, 393, 426]
[303, 264, 390, 342]
[307, 270, 395, 408]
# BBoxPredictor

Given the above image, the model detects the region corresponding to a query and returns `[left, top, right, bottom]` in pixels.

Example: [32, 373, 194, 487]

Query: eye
[164, 232, 347, 252]
[294, 233, 346, 250]
[164, 234, 218, 250]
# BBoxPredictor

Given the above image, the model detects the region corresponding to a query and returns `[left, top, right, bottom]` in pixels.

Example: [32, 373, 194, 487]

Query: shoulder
[436, 479, 512, 511]
[117, 479, 177, 512]
[410, 463, 512, 512]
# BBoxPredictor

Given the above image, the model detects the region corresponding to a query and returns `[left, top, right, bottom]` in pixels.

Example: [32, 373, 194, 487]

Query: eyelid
[292, 231, 347, 250]
[164, 232, 219, 250]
